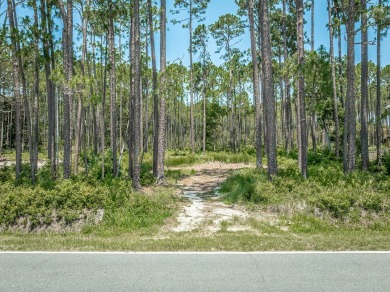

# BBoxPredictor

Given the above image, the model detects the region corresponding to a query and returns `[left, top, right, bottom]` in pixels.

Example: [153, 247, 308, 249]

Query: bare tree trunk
[249, 0, 262, 169]
[337, 13, 344, 109]
[6, 0, 22, 180]
[10, 0, 34, 183]
[261, 0, 277, 177]
[202, 46, 207, 154]
[360, 0, 369, 169]
[132, 0, 142, 190]
[48, 2, 58, 175]
[344, 0, 356, 173]
[101, 37, 108, 179]
[74, 2, 88, 174]
[309, 0, 316, 152]
[328, 0, 340, 158]
[58, 0, 73, 179]
[91, 33, 98, 155]
[148, 0, 159, 176]
[109, 0, 117, 176]
[144, 29, 150, 153]
[156, 0, 167, 183]
[282, 0, 292, 153]
[296, 0, 307, 178]
[33, 3, 40, 178]
[189, 0, 195, 153]
[376, 0, 382, 165]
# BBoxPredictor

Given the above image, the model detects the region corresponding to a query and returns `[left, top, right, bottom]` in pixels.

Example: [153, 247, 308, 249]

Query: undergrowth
[220, 150, 390, 232]
[165, 148, 256, 167]
[0, 152, 177, 233]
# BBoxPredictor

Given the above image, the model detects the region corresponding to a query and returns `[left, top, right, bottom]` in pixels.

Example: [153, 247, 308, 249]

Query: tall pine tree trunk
[109, 0, 118, 176]
[132, 0, 142, 190]
[202, 46, 207, 154]
[344, 0, 356, 173]
[74, 2, 88, 174]
[148, 0, 159, 176]
[189, 0, 195, 153]
[310, 0, 316, 152]
[7, 0, 22, 180]
[283, 0, 292, 153]
[328, 0, 340, 158]
[376, 0, 382, 165]
[33, 3, 40, 178]
[156, 0, 167, 183]
[58, 0, 73, 178]
[248, 0, 262, 169]
[261, 0, 277, 177]
[360, 0, 369, 170]
[296, 0, 307, 178]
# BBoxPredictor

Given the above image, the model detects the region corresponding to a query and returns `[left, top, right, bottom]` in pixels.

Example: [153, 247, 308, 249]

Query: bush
[219, 158, 390, 229]
[383, 152, 390, 174]
[0, 153, 178, 232]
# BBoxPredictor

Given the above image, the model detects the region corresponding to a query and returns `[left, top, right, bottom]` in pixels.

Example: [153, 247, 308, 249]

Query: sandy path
[170, 162, 254, 233]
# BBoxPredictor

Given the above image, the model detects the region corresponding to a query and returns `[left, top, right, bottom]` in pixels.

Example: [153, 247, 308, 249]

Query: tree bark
[156, 0, 167, 183]
[189, 0, 195, 153]
[6, 0, 22, 180]
[74, 1, 89, 174]
[310, 0, 316, 152]
[148, 0, 159, 176]
[360, 0, 369, 170]
[376, 0, 382, 165]
[296, 0, 307, 178]
[202, 46, 207, 154]
[101, 37, 108, 179]
[328, 0, 340, 158]
[343, 0, 356, 173]
[58, 0, 73, 179]
[132, 0, 142, 190]
[248, 0, 262, 169]
[261, 0, 277, 177]
[109, 0, 118, 176]
[283, 0, 292, 153]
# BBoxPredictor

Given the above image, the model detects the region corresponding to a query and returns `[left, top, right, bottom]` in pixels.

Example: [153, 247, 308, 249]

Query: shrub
[383, 152, 390, 174]
[219, 158, 389, 229]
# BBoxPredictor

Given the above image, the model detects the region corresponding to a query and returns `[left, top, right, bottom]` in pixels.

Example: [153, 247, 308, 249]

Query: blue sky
[1, 0, 388, 66]
[165, 0, 389, 66]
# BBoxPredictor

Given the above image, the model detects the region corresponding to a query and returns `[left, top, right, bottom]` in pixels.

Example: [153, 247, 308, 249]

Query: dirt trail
[0, 159, 47, 169]
[169, 162, 254, 233]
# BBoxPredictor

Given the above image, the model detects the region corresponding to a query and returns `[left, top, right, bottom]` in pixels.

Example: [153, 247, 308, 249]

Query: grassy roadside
[1, 230, 389, 251]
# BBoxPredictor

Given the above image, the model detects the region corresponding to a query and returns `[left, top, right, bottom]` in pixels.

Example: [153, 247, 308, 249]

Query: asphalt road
[0, 252, 389, 291]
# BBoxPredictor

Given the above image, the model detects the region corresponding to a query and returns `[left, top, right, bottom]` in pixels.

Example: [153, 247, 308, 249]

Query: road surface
[0, 252, 389, 291]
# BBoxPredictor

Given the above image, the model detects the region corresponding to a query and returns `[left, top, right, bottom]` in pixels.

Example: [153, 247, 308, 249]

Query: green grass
[0, 150, 47, 162]
[1, 230, 389, 251]
[164, 149, 256, 167]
